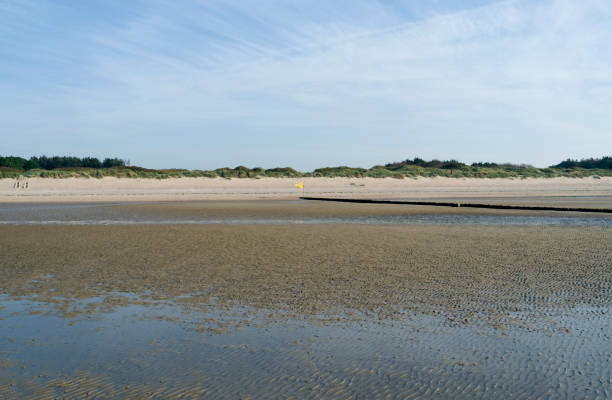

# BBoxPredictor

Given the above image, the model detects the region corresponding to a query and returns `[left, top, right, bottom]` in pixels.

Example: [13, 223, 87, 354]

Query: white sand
[1, 176, 611, 203]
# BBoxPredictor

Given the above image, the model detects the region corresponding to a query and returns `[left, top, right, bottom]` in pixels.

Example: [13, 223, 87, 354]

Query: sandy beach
[2, 222, 610, 324]
[4, 0, 610, 396]
[2, 176, 612, 204]
[1, 200, 611, 398]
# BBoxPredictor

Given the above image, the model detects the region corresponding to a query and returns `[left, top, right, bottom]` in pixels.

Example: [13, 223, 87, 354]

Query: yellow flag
[294, 181, 304, 189]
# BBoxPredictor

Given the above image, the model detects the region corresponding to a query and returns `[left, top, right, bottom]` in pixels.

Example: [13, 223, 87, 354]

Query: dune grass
[2, 165, 611, 179]
[2, 156, 611, 179]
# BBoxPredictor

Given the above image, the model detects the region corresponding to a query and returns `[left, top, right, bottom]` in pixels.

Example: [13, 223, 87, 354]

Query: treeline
[383, 156, 612, 170]
[551, 157, 612, 169]
[383, 158, 535, 170]
[0, 156, 126, 170]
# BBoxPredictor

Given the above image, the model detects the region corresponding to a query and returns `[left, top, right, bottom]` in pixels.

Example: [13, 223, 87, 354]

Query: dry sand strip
[300, 196, 612, 213]
[1, 176, 611, 203]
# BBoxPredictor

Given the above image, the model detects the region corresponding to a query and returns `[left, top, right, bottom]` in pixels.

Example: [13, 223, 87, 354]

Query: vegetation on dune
[312, 166, 369, 177]
[0, 155, 127, 171]
[1, 155, 611, 179]
[551, 156, 612, 169]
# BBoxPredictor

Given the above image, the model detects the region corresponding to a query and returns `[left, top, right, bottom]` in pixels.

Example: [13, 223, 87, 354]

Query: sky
[1, 0, 611, 170]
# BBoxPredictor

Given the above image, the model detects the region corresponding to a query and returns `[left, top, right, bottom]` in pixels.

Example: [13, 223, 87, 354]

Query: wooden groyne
[300, 197, 612, 214]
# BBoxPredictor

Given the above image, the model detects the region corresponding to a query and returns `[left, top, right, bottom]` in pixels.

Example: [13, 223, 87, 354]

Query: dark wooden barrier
[300, 197, 612, 214]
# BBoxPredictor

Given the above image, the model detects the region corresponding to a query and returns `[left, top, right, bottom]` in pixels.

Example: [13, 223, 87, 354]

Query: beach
[2, 221, 610, 324]
[1, 197, 611, 398]
[4, 0, 611, 396]
[1, 176, 611, 204]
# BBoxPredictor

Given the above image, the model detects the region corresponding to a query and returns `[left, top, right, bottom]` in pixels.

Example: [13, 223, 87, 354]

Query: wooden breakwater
[300, 197, 612, 214]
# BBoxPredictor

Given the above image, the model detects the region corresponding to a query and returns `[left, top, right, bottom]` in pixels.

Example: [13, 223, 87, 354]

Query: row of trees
[385, 158, 469, 170]
[386, 156, 612, 170]
[0, 156, 127, 170]
[552, 157, 612, 169]
[2, 155, 611, 173]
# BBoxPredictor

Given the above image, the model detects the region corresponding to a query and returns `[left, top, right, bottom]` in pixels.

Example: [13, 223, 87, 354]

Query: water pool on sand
[1, 295, 610, 399]
[0, 200, 611, 226]
[1, 202, 611, 398]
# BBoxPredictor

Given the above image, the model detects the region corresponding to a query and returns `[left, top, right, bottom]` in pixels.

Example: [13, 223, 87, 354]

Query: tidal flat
[0, 201, 611, 398]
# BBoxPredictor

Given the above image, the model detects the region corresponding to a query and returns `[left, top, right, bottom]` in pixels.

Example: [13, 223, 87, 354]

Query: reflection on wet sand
[2, 297, 610, 399]
[1, 201, 611, 398]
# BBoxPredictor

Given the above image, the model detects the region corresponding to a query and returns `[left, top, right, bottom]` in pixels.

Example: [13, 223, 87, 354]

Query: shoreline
[2, 200, 611, 398]
[1, 176, 611, 203]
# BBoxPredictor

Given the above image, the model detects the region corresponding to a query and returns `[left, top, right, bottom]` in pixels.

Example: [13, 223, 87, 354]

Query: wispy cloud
[1, 0, 611, 168]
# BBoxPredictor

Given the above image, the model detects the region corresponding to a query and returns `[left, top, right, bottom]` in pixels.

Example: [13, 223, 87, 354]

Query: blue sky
[1, 0, 611, 169]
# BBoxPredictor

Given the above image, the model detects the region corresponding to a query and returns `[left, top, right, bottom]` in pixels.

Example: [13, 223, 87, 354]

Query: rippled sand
[1, 201, 611, 398]
[1, 223, 611, 322]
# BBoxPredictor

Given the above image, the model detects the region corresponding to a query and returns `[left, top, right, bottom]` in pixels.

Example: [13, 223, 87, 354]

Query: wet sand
[1, 223, 610, 323]
[2, 199, 611, 223]
[1, 201, 611, 398]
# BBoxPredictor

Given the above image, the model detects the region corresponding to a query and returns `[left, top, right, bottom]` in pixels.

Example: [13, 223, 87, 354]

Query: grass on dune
[1, 156, 611, 179]
[1, 165, 610, 180]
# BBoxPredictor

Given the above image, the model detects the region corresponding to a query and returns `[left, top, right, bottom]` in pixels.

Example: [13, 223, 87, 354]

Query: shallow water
[0, 201, 610, 226]
[1, 201, 610, 398]
[1, 216, 611, 226]
[1, 295, 610, 399]
[397, 195, 612, 208]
